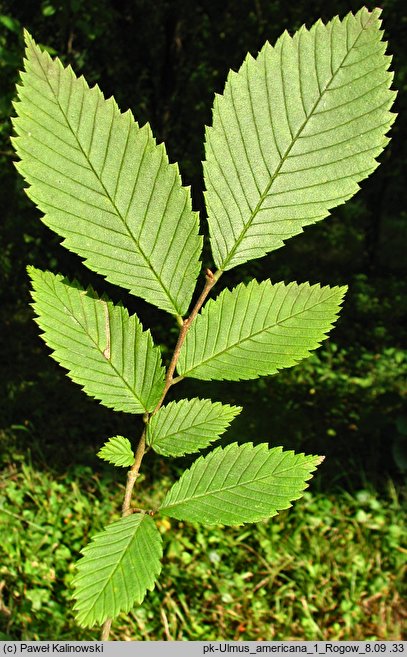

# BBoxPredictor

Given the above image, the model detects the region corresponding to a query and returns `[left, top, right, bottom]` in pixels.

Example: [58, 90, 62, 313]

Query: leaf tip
[337, 285, 348, 303]
[23, 28, 32, 45]
[26, 264, 36, 277]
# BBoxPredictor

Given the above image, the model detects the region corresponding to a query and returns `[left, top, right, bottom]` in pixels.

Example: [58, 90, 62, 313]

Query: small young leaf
[72, 513, 162, 628]
[146, 398, 242, 457]
[28, 267, 165, 413]
[98, 436, 134, 467]
[160, 443, 323, 525]
[204, 7, 396, 271]
[13, 33, 202, 316]
[177, 279, 346, 381]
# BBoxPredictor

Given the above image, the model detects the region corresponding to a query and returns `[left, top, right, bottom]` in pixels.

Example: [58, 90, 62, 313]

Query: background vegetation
[0, 0, 406, 641]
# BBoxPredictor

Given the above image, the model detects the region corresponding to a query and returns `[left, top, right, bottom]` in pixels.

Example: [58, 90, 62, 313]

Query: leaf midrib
[181, 285, 342, 376]
[31, 43, 180, 315]
[220, 14, 374, 270]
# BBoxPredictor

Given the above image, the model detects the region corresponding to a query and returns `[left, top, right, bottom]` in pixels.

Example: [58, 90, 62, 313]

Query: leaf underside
[97, 436, 135, 467]
[72, 513, 162, 628]
[28, 267, 165, 414]
[13, 33, 202, 316]
[177, 279, 346, 381]
[160, 442, 322, 525]
[204, 7, 396, 272]
[146, 398, 242, 457]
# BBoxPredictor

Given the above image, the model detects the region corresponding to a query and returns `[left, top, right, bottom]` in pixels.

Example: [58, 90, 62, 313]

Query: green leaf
[97, 436, 134, 467]
[204, 7, 396, 272]
[160, 442, 323, 525]
[177, 279, 346, 381]
[28, 267, 165, 413]
[13, 33, 202, 316]
[72, 513, 162, 628]
[146, 398, 242, 457]
[0, 15, 21, 33]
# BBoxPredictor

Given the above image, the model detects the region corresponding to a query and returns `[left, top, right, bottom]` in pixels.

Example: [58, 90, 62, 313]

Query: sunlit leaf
[29, 267, 165, 413]
[72, 514, 162, 627]
[205, 8, 395, 271]
[147, 398, 241, 456]
[161, 442, 323, 525]
[13, 33, 202, 316]
[177, 279, 346, 381]
[98, 436, 134, 467]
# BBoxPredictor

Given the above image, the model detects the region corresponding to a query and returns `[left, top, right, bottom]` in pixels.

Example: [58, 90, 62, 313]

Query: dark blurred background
[0, 0, 406, 489]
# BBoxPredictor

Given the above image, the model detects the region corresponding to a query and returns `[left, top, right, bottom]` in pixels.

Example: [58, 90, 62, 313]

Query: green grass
[0, 451, 405, 641]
